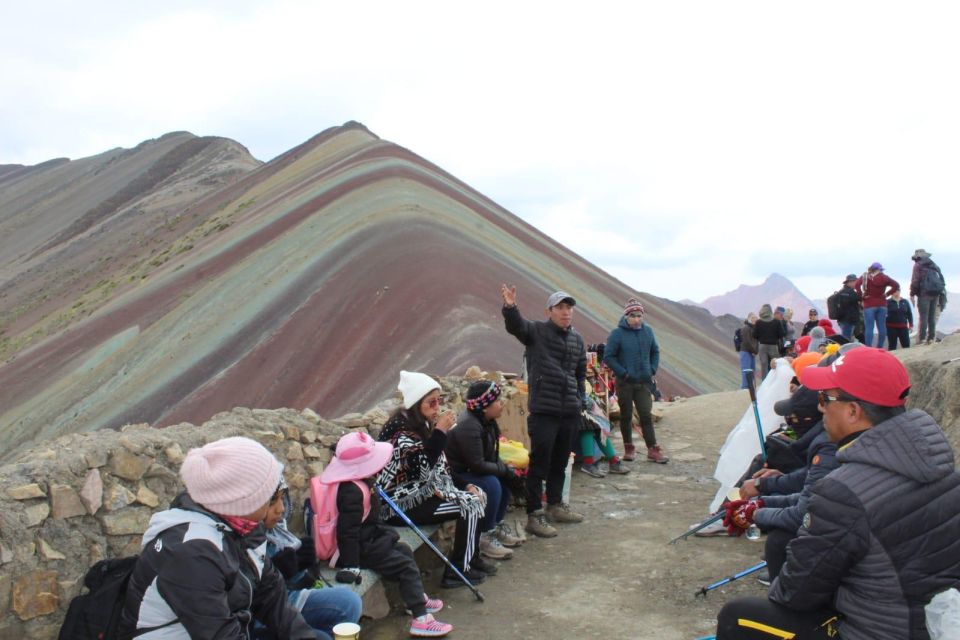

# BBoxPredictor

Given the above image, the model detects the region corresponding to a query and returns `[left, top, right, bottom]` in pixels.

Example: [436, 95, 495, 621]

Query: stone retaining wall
[0, 373, 504, 638]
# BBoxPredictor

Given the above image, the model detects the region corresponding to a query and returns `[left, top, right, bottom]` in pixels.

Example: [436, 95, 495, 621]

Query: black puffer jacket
[835, 286, 862, 324]
[770, 410, 960, 640]
[446, 410, 510, 480]
[503, 305, 587, 416]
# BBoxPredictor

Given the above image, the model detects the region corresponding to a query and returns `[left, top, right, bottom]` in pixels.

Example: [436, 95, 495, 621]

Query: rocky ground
[364, 389, 767, 640]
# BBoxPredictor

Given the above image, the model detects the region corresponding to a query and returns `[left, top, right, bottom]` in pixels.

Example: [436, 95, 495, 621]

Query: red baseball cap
[800, 347, 910, 407]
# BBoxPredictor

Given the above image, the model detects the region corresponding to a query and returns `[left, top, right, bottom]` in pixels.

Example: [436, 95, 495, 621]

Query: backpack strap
[351, 480, 372, 521]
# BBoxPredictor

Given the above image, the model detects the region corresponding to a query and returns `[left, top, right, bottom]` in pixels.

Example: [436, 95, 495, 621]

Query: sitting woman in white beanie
[119, 436, 319, 639]
[376, 371, 490, 589]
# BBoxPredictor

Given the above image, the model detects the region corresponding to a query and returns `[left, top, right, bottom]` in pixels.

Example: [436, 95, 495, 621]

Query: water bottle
[745, 524, 761, 541]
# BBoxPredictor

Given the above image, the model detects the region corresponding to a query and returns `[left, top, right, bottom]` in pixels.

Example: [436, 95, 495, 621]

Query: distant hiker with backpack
[118, 437, 317, 639]
[604, 297, 669, 464]
[885, 290, 913, 350]
[910, 248, 948, 345]
[752, 304, 786, 380]
[376, 371, 491, 589]
[854, 262, 899, 348]
[832, 274, 863, 340]
[735, 313, 759, 390]
[262, 475, 363, 639]
[501, 285, 587, 537]
[445, 380, 526, 560]
[318, 431, 453, 637]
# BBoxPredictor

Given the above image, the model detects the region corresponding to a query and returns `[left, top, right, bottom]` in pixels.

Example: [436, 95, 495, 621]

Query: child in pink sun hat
[322, 431, 453, 638]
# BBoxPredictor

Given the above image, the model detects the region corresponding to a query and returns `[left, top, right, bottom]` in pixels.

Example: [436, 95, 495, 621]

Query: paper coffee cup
[332, 622, 361, 640]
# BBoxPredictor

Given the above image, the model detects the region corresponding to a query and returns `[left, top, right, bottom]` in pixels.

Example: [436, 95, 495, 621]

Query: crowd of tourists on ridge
[69, 255, 957, 639]
[735, 248, 949, 389]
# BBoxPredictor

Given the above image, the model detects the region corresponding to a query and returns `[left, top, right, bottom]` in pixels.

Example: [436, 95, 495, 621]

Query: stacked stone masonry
[0, 373, 512, 638]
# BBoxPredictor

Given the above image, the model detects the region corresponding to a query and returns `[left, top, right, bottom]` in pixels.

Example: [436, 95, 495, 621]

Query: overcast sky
[3, 1, 958, 303]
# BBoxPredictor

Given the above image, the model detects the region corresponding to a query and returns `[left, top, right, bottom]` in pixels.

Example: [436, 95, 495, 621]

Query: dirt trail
[366, 389, 769, 639]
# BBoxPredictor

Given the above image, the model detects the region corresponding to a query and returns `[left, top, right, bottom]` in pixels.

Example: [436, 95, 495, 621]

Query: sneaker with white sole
[479, 531, 514, 559]
[409, 613, 453, 637]
[406, 593, 444, 615]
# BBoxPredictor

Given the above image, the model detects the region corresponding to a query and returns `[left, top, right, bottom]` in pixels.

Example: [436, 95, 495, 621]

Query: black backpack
[922, 265, 946, 295]
[59, 556, 176, 640]
[58, 556, 137, 640]
[827, 291, 841, 320]
[733, 328, 743, 352]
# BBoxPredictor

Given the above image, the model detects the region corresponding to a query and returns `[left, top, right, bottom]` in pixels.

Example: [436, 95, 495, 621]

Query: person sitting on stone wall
[445, 380, 526, 561]
[119, 436, 318, 639]
[376, 371, 492, 589]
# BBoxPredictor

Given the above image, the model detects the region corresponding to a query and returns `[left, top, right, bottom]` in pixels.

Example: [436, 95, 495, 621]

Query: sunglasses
[425, 396, 446, 408]
[628, 313, 644, 318]
[818, 391, 858, 406]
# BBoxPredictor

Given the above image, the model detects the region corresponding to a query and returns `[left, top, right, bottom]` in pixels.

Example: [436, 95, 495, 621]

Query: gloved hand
[335, 568, 362, 585]
[723, 499, 764, 536]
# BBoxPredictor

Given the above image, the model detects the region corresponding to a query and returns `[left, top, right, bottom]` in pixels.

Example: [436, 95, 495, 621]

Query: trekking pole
[695, 561, 768, 597]
[743, 370, 767, 461]
[376, 487, 485, 602]
[668, 511, 724, 545]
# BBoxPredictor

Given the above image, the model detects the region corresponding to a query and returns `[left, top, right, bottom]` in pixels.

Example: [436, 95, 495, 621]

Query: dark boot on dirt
[471, 555, 499, 575]
[623, 443, 637, 461]
[440, 566, 486, 589]
[525, 510, 558, 538]
[647, 445, 669, 464]
[608, 459, 631, 474]
[546, 503, 584, 523]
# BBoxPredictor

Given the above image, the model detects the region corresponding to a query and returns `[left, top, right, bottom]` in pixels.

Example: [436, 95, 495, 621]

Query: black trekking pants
[387, 496, 481, 572]
[366, 541, 428, 617]
[764, 527, 795, 581]
[525, 412, 578, 513]
[717, 597, 840, 639]
[886, 326, 910, 350]
[616, 381, 656, 447]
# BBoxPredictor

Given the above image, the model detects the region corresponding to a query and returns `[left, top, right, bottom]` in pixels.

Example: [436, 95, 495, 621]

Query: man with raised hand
[501, 284, 586, 538]
[715, 348, 960, 640]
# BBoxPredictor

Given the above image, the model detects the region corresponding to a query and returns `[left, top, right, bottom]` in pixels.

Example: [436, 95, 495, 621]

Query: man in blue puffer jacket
[603, 298, 667, 464]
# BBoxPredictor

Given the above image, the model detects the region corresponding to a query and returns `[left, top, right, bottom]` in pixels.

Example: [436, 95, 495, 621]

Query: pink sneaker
[423, 593, 444, 614]
[410, 613, 453, 637]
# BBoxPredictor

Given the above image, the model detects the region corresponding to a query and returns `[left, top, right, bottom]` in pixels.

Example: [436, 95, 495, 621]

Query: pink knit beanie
[624, 298, 644, 315]
[180, 436, 282, 516]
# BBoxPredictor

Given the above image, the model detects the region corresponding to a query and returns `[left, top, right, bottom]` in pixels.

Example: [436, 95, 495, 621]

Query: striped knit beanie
[624, 298, 644, 315]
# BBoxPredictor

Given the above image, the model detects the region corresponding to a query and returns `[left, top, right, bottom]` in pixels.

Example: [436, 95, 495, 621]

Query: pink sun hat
[320, 432, 394, 483]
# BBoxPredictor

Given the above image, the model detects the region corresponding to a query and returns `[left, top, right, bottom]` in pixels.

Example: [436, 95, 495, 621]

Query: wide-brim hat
[320, 432, 394, 483]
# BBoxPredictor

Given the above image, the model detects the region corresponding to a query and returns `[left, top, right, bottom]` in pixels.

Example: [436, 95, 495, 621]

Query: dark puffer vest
[503, 305, 586, 417]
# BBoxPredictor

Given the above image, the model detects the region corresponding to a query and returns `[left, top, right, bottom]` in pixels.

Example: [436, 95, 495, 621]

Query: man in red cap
[715, 347, 960, 639]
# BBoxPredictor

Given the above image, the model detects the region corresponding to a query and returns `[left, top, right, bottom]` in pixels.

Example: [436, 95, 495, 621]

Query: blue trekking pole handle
[742, 369, 767, 460]
[375, 486, 485, 602]
[695, 560, 768, 597]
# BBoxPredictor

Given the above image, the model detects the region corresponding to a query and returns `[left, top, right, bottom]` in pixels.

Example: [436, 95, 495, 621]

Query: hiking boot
[623, 443, 637, 461]
[546, 503, 584, 524]
[647, 445, 669, 464]
[525, 510, 558, 538]
[440, 567, 485, 589]
[471, 555, 499, 575]
[409, 613, 454, 637]
[608, 460, 631, 475]
[580, 461, 606, 478]
[479, 531, 513, 560]
[494, 521, 524, 547]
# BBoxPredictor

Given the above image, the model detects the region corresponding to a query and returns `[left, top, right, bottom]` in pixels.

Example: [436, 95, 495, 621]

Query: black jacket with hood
[446, 409, 510, 481]
[119, 493, 315, 639]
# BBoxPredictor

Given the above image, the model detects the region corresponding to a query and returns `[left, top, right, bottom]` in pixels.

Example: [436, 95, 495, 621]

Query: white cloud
[2, 0, 958, 302]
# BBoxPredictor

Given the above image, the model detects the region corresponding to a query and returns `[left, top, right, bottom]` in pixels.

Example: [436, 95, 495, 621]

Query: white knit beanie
[179, 436, 282, 516]
[397, 370, 441, 410]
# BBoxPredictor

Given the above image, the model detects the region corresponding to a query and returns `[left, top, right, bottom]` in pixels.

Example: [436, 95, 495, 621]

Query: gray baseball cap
[546, 291, 576, 308]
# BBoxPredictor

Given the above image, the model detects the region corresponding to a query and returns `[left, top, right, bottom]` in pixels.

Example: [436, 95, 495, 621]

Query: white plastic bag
[927, 588, 960, 640]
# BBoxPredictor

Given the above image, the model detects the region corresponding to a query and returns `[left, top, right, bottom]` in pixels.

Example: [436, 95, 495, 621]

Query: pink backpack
[309, 476, 371, 567]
